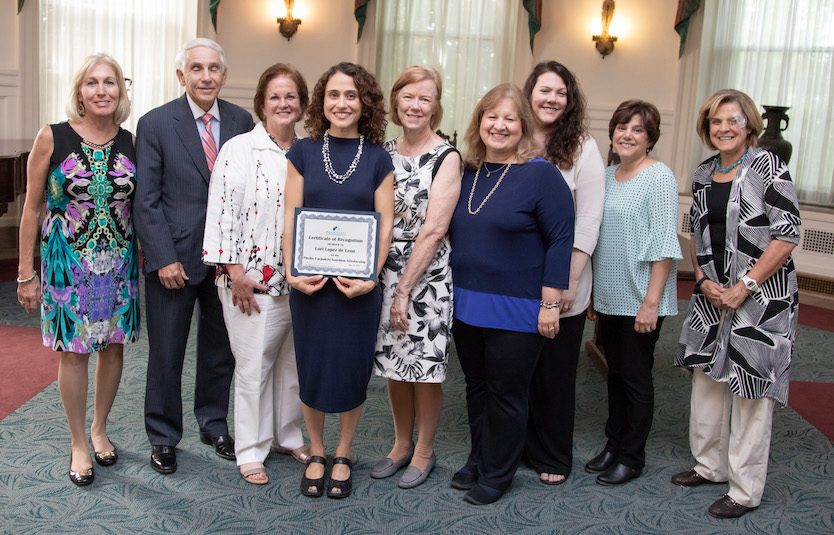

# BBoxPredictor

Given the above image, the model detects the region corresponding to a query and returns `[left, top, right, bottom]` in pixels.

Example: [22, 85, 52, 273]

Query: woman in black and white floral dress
[371, 66, 461, 489]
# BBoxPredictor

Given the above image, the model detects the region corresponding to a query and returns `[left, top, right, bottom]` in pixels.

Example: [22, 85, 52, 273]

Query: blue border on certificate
[291, 207, 380, 281]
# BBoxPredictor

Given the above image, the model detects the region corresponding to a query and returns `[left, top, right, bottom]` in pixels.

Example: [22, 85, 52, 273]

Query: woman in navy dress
[283, 62, 394, 499]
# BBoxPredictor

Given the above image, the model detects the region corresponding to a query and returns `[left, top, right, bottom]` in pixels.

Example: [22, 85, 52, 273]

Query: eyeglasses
[709, 113, 747, 129]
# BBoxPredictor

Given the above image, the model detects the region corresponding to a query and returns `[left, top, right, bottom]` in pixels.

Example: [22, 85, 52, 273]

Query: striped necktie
[201, 113, 218, 171]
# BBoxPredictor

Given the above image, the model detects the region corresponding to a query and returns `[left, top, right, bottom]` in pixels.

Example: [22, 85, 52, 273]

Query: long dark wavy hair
[523, 61, 587, 170]
[305, 62, 387, 145]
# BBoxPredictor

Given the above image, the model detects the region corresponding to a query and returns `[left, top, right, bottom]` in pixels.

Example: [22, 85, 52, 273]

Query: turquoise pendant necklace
[716, 149, 748, 173]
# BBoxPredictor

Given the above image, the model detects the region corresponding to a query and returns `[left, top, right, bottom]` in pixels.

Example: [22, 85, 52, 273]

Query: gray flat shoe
[370, 449, 413, 479]
[398, 453, 436, 489]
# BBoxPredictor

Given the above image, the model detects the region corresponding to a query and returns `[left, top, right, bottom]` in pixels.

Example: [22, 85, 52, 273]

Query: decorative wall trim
[220, 83, 256, 117]
[0, 71, 20, 87]
[0, 71, 21, 140]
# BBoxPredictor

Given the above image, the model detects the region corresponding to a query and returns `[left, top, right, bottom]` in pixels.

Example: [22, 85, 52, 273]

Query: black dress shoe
[671, 468, 724, 487]
[463, 483, 505, 505]
[69, 462, 95, 487]
[450, 467, 477, 490]
[708, 494, 757, 519]
[584, 450, 618, 473]
[200, 434, 236, 461]
[596, 462, 642, 486]
[94, 446, 118, 467]
[150, 445, 177, 475]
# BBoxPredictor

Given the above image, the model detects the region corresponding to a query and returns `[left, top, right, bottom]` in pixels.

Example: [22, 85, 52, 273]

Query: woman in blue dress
[283, 62, 394, 499]
[17, 54, 139, 487]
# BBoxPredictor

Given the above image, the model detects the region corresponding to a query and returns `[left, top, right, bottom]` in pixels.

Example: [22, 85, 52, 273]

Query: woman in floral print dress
[371, 66, 461, 489]
[17, 54, 138, 487]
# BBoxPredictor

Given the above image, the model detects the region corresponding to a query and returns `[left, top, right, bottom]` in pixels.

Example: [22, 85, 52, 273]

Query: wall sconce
[276, 0, 301, 41]
[592, 0, 618, 58]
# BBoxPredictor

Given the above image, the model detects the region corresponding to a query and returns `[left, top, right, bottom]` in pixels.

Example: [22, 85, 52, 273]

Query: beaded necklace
[268, 133, 297, 154]
[716, 148, 748, 173]
[322, 130, 364, 184]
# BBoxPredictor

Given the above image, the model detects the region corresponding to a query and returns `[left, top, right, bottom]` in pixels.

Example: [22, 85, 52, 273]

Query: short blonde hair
[388, 65, 443, 130]
[66, 53, 131, 125]
[463, 83, 538, 169]
[696, 89, 763, 151]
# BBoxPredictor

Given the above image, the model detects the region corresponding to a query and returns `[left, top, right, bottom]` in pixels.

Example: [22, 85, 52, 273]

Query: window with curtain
[700, 0, 834, 205]
[374, 0, 519, 147]
[40, 0, 198, 134]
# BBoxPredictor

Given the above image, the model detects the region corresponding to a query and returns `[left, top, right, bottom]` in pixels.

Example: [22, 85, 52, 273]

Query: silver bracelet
[16, 273, 38, 284]
[540, 300, 560, 309]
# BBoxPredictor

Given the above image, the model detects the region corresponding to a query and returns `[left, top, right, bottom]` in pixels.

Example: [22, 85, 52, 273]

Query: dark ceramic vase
[758, 105, 793, 164]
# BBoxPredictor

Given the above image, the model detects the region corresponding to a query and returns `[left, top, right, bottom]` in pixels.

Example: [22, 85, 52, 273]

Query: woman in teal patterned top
[586, 100, 681, 486]
[17, 54, 138, 487]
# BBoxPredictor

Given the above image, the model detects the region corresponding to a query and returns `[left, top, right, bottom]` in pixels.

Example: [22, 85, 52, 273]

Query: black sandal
[327, 457, 353, 499]
[300, 455, 327, 497]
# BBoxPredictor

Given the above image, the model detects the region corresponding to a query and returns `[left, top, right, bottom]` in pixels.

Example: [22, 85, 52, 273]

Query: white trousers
[218, 288, 304, 466]
[689, 368, 776, 507]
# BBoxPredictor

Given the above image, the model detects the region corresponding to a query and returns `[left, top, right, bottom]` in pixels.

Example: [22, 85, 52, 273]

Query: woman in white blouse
[202, 63, 309, 485]
[523, 61, 605, 485]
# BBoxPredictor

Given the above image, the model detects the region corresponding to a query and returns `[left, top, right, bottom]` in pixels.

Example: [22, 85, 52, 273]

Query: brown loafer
[671, 468, 724, 487]
[708, 495, 757, 519]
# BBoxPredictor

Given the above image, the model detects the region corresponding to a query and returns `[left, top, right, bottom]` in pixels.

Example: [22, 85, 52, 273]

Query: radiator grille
[681, 213, 692, 234]
[797, 274, 834, 297]
[802, 229, 834, 255]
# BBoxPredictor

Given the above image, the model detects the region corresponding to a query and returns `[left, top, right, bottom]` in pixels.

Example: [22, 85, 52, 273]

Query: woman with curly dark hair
[283, 62, 394, 499]
[523, 61, 605, 485]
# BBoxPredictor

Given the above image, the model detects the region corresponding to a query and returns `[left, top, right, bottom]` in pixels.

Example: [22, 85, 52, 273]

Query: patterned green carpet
[1, 280, 832, 534]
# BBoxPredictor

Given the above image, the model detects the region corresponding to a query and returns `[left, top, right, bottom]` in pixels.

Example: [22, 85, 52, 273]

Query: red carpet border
[0, 324, 58, 419]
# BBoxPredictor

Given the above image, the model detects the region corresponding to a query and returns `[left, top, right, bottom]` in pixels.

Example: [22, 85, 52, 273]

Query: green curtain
[674, 0, 701, 57]
[522, 0, 542, 53]
[18, 0, 25, 14]
[354, 0, 372, 42]
[209, 0, 222, 31]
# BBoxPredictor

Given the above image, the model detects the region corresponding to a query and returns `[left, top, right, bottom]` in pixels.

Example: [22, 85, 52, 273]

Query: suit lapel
[173, 94, 211, 183]
[218, 99, 235, 147]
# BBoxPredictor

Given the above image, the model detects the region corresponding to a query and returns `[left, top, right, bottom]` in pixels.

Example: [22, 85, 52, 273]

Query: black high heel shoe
[300, 456, 327, 497]
[94, 445, 118, 467]
[327, 457, 353, 499]
[69, 454, 95, 487]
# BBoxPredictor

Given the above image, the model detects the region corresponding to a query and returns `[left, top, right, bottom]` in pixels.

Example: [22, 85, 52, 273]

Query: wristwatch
[741, 274, 759, 292]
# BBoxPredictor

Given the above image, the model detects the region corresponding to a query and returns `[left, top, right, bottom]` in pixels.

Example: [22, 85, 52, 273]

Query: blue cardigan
[449, 158, 575, 333]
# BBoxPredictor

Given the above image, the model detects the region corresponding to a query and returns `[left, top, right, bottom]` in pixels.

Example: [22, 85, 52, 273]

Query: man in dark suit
[134, 38, 254, 475]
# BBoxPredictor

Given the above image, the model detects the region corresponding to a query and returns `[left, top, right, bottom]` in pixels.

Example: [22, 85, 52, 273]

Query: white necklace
[468, 163, 512, 215]
[322, 130, 364, 184]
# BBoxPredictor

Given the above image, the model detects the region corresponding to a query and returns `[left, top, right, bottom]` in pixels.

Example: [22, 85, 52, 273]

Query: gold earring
[77, 101, 85, 116]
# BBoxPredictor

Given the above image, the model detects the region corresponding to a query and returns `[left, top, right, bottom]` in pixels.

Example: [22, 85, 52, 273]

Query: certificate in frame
[291, 208, 380, 281]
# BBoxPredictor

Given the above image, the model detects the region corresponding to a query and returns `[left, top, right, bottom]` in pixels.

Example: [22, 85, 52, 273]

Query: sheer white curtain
[374, 0, 519, 148]
[40, 0, 198, 134]
[701, 0, 834, 205]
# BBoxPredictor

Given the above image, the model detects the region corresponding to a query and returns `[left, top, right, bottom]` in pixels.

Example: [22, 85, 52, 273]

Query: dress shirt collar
[185, 93, 221, 122]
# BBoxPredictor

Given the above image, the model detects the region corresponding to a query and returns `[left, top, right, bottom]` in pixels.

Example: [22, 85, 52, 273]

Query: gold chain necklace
[482, 162, 508, 177]
[468, 163, 512, 215]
